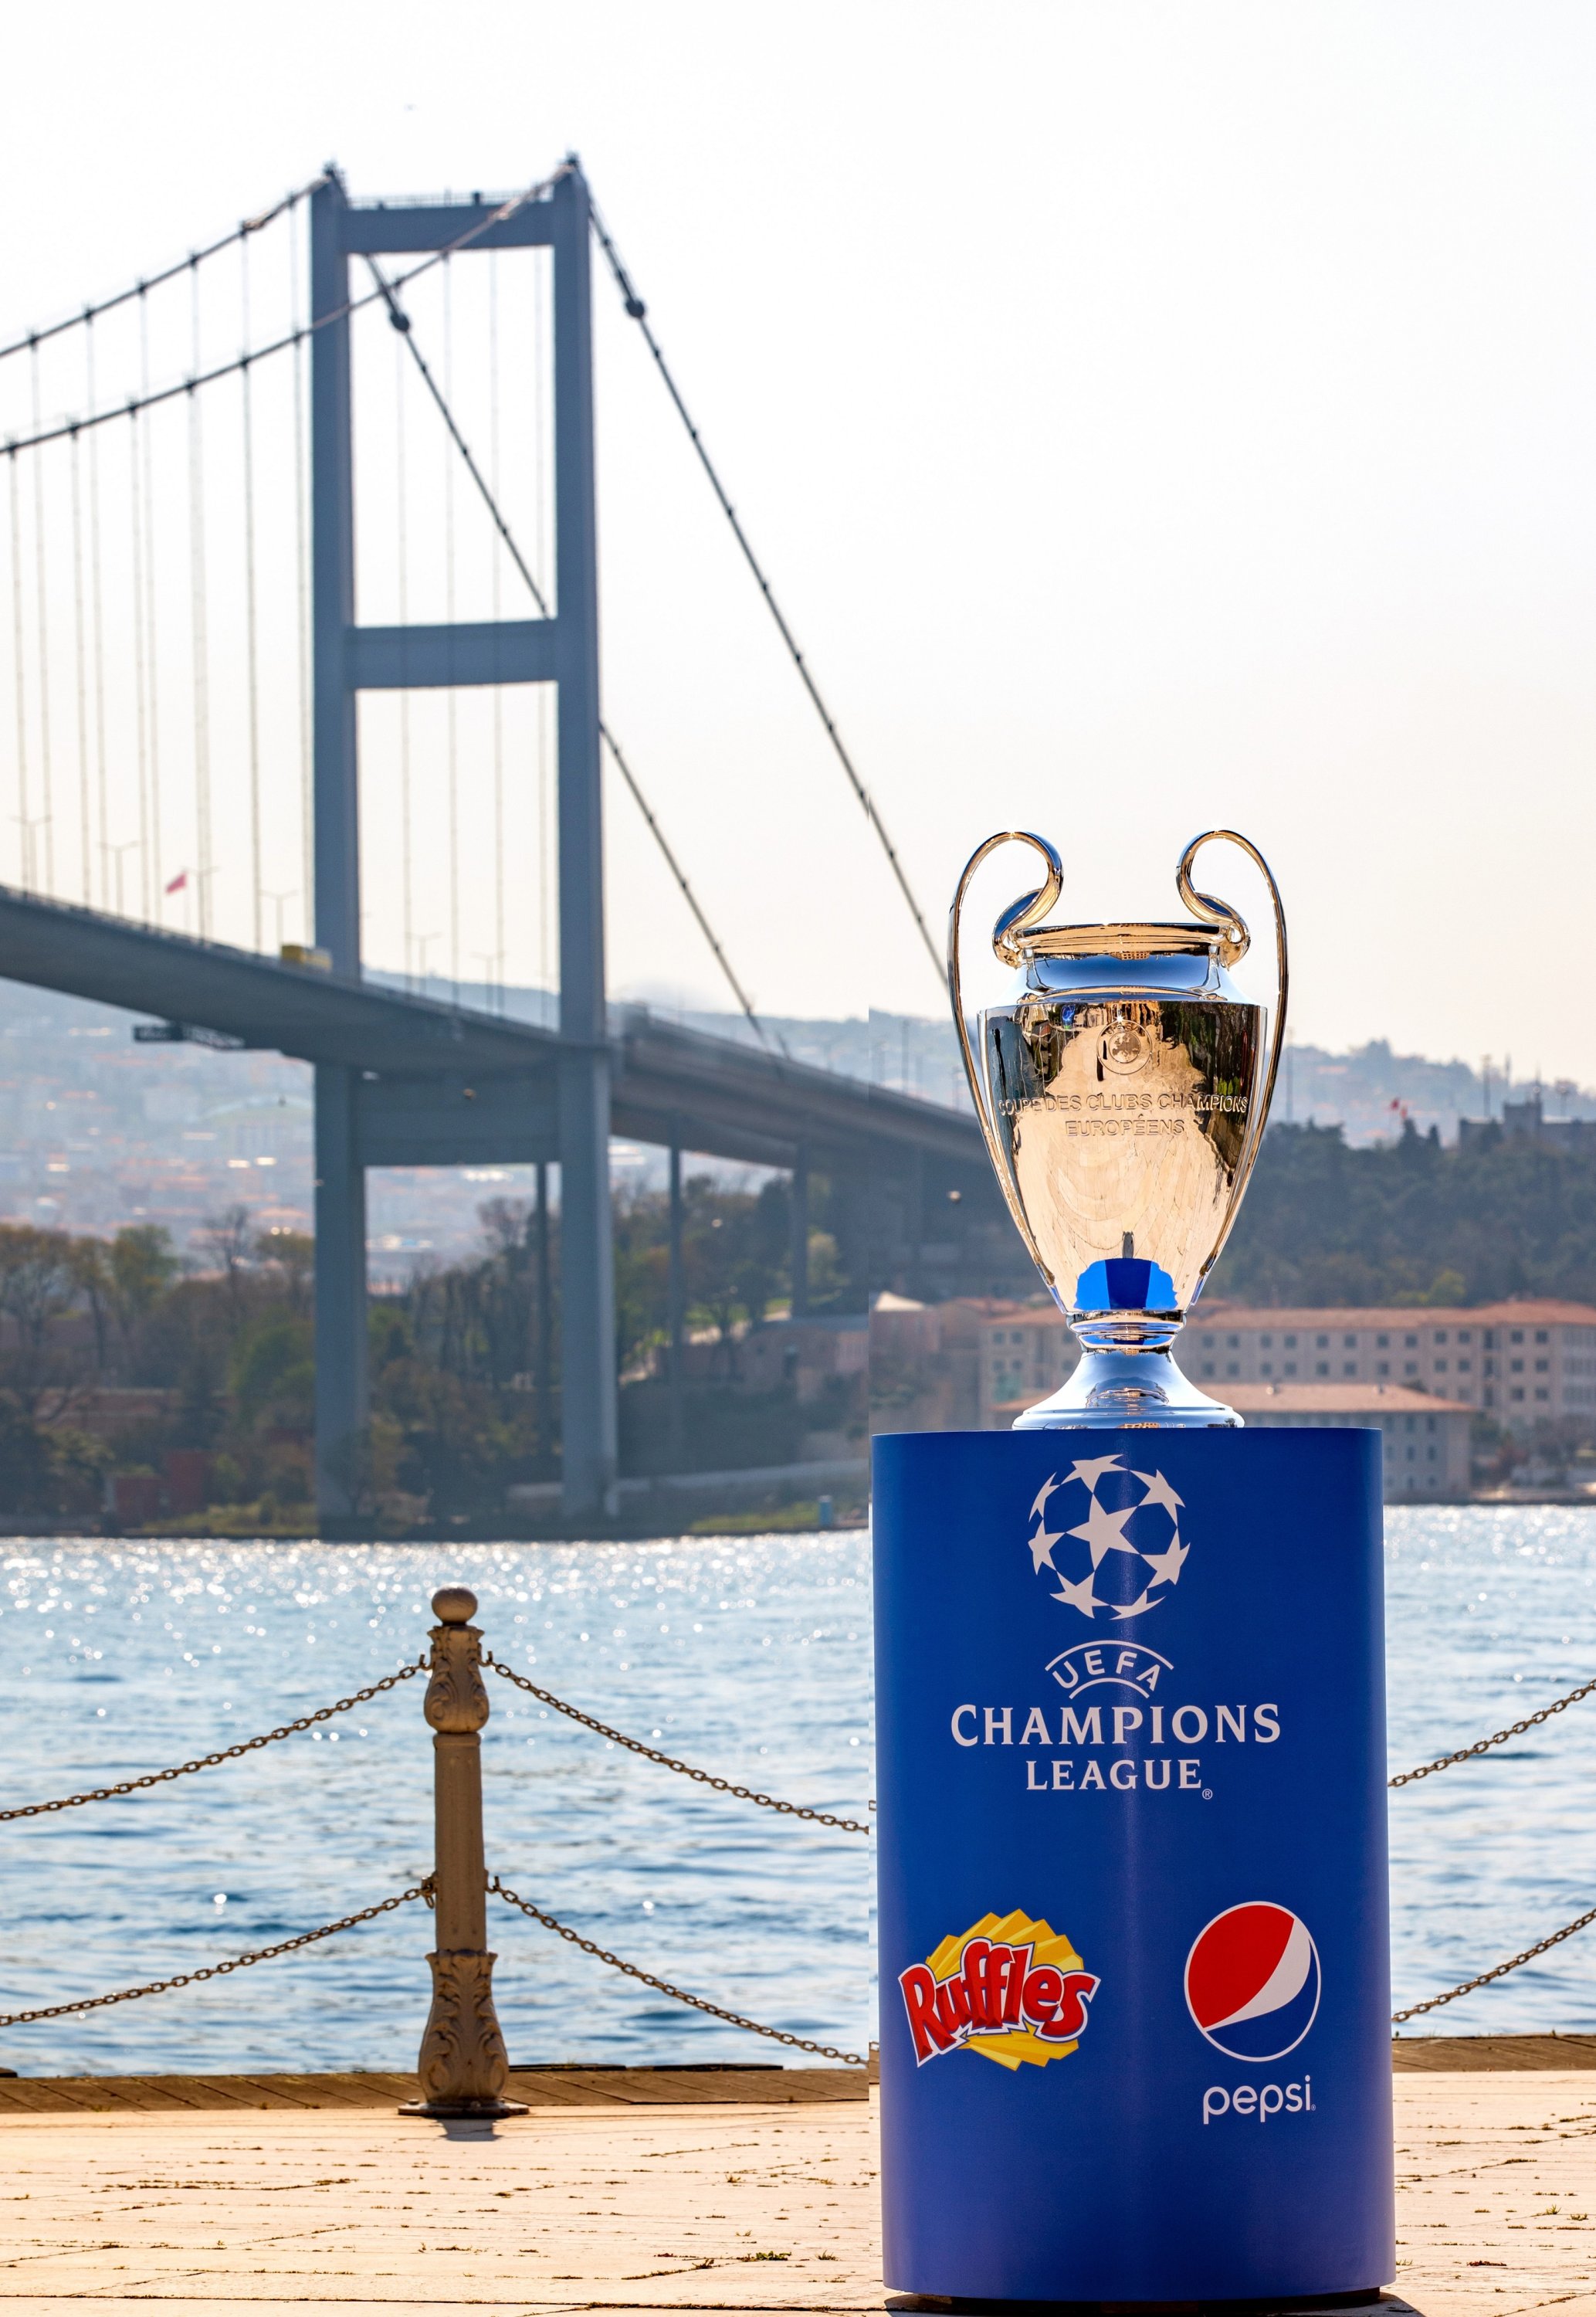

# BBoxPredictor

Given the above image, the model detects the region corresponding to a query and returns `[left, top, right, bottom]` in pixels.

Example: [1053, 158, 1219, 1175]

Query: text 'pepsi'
[1203, 2080, 1315, 2125]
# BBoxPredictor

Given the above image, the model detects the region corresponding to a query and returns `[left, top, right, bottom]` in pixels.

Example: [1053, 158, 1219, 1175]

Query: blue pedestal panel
[873, 1426, 1391, 2303]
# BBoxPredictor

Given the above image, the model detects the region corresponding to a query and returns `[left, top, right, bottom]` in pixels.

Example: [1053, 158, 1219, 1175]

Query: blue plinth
[873, 1426, 1392, 2305]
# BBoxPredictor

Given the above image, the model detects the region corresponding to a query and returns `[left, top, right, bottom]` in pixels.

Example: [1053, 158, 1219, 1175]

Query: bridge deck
[0, 884, 986, 1176]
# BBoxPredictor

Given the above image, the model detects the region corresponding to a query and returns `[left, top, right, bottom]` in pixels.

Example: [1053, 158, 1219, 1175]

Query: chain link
[0, 1660, 426, 1823]
[483, 1654, 869, 1834]
[1389, 1673, 1596, 1789]
[1393, 1899, 1596, 2024]
[0, 1883, 433, 2030]
[488, 1876, 862, 2066]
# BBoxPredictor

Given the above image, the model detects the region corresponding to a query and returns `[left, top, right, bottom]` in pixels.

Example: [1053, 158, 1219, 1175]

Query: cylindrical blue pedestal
[874, 1426, 1392, 2305]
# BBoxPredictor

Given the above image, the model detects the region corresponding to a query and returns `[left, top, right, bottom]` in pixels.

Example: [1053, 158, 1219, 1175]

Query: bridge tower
[309, 163, 617, 1524]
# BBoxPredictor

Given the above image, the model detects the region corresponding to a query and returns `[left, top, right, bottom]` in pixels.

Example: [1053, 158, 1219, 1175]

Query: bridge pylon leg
[791, 1142, 810, 1318]
[313, 1063, 370, 1523]
[667, 1120, 686, 1471]
[553, 165, 618, 1523]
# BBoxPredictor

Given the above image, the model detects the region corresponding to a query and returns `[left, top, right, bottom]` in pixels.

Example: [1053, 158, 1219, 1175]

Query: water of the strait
[2, 1508, 1592, 2075]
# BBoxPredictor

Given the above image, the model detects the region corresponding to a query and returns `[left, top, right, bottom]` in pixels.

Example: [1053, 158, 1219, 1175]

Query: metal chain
[1392, 1899, 1596, 2024]
[0, 1883, 432, 2030]
[1390, 1674, 1596, 1789]
[483, 1654, 869, 1834]
[489, 1876, 862, 2066]
[0, 1659, 425, 1822]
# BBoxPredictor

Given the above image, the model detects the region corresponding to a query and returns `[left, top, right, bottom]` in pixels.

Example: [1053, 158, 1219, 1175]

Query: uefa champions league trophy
[949, 828, 1286, 1426]
[879, 826, 1391, 2309]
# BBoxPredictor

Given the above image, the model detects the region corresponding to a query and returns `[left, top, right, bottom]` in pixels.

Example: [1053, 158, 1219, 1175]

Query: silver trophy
[949, 830, 1286, 1426]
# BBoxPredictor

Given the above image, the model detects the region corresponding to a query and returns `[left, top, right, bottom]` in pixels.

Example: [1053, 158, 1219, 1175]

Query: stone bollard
[399, 1586, 526, 2119]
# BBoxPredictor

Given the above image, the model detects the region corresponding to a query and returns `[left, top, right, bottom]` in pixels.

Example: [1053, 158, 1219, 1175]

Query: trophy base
[1014, 1318, 1241, 1430]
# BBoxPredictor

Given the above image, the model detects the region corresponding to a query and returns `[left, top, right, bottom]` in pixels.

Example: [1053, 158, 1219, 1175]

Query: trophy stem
[1013, 1314, 1242, 1430]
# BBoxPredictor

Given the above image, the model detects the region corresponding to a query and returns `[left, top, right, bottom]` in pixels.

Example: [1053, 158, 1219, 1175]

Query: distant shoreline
[2, 1491, 1590, 1544]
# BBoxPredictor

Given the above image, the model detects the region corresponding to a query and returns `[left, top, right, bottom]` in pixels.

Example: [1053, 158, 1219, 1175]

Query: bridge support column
[791, 1142, 810, 1318]
[556, 1056, 617, 1518]
[534, 1161, 554, 1472]
[553, 164, 618, 1521]
[309, 175, 368, 1526]
[667, 1121, 686, 1470]
[313, 1064, 369, 1520]
[906, 1148, 925, 1300]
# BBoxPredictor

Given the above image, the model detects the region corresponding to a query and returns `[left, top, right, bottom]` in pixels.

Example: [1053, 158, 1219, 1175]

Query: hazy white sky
[4, 2, 1595, 1078]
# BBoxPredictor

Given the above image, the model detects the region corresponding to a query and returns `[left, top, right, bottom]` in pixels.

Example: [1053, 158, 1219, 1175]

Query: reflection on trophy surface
[948, 829, 1286, 1428]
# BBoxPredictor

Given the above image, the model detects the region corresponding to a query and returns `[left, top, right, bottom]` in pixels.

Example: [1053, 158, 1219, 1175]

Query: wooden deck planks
[1395, 2034, 1596, 2071]
[0, 2064, 868, 2114]
[1, 2041, 1584, 2115]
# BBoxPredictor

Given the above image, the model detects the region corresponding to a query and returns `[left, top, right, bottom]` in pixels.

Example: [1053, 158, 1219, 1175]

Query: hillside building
[1457, 1090, 1596, 1155]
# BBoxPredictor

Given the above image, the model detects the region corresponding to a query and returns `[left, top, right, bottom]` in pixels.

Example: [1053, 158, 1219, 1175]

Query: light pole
[102, 838, 141, 919]
[263, 889, 300, 953]
[412, 931, 441, 995]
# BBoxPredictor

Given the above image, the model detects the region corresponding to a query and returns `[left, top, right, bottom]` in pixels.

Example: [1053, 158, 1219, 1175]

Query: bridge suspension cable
[2, 167, 571, 456]
[365, 254, 786, 1057]
[589, 200, 942, 987]
[0, 176, 329, 368]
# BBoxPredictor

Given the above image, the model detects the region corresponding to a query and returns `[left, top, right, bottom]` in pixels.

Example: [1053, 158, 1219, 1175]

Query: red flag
[165, 869, 188, 894]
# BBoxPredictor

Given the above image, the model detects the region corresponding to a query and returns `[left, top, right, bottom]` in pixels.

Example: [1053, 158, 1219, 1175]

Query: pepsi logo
[1184, 1902, 1321, 2062]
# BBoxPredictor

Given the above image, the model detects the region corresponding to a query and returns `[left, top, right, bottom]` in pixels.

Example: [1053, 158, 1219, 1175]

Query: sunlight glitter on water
[2, 1510, 1592, 2074]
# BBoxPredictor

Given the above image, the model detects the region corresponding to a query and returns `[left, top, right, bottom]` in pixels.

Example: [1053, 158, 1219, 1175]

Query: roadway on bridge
[0, 883, 988, 1179]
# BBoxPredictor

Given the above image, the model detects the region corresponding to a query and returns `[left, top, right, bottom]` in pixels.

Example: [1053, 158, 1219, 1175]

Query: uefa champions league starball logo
[1026, 1457, 1189, 1623]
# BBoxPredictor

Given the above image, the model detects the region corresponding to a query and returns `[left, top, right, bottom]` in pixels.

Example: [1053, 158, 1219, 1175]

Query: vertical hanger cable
[86, 319, 109, 909]
[69, 429, 90, 904]
[489, 247, 505, 1013]
[138, 291, 161, 911]
[241, 241, 263, 950]
[395, 324, 413, 987]
[443, 256, 459, 999]
[129, 410, 150, 916]
[8, 452, 29, 891]
[534, 248, 551, 999]
[29, 346, 54, 894]
[290, 206, 313, 944]
[188, 265, 212, 941]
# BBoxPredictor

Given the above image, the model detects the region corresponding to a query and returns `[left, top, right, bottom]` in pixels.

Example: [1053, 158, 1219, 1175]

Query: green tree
[0, 1225, 77, 1355]
[254, 1228, 314, 1316]
[231, 1311, 315, 1433]
[107, 1225, 181, 1365]
[1213, 1121, 1596, 1308]
[196, 1206, 256, 1338]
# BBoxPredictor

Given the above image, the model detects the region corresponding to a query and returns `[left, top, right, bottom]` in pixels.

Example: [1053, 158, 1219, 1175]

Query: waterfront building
[1186, 1301, 1596, 1431]
[1220, 1382, 1472, 1499]
[967, 1297, 1596, 1438]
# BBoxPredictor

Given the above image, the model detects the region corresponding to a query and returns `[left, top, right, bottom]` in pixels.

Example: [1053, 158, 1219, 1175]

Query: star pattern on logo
[1025, 1455, 1191, 1624]
[1029, 1525, 1064, 1575]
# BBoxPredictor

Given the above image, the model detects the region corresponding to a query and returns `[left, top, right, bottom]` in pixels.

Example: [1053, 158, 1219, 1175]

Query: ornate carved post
[400, 1587, 525, 2119]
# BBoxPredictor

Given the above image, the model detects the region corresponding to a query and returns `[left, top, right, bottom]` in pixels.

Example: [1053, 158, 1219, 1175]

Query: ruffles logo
[898, 1908, 1100, 2071]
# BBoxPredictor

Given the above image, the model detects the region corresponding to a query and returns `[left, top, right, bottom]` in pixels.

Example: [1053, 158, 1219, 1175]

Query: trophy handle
[947, 832, 1062, 1285]
[1177, 829, 1289, 1280]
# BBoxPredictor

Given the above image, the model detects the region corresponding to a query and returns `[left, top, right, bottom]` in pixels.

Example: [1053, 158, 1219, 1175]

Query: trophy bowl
[948, 829, 1286, 1427]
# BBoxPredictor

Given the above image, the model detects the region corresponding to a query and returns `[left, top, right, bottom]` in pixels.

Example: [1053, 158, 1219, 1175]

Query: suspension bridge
[0, 158, 1007, 1523]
